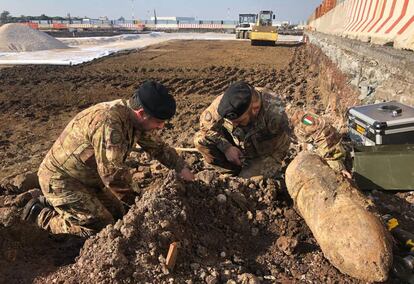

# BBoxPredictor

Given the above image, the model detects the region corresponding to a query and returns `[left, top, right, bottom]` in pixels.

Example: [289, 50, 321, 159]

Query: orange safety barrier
[118, 23, 145, 30]
[313, 0, 340, 19]
[178, 23, 224, 29]
[21, 22, 39, 30]
[52, 23, 68, 30]
[308, 0, 414, 51]
[344, 0, 358, 31]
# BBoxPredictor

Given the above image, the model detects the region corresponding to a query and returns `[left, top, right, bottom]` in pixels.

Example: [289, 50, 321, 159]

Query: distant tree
[118, 16, 125, 22]
[39, 14, 49, 21]
[17, 15, 27, 22]
[0, 10, 11, 24]
[0, 12, 90, 24]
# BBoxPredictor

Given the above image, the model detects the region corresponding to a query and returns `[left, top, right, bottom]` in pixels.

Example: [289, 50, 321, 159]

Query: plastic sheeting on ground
[0, 32, 304, 66]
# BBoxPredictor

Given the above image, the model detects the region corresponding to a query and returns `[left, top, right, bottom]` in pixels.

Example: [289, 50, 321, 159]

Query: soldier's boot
[21, 196, 50, 223]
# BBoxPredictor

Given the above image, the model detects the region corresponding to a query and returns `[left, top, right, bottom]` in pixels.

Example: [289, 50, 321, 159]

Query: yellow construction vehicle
[235, 13, 257, 39]
[250, 10, 278, 46]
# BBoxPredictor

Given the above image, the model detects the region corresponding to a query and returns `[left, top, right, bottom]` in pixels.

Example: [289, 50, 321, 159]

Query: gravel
[0, 23, 68, 52]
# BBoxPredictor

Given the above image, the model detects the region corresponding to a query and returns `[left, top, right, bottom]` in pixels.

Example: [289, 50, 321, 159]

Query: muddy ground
[0, 40, 412, 283]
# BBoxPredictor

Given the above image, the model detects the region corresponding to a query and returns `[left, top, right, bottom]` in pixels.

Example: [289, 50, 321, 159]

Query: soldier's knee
[37, 167, 54, 195]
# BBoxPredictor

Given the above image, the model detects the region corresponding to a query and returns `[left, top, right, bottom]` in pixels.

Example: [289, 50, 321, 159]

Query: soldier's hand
[225, 146, 243, 166]
[179, 167, 195, 181]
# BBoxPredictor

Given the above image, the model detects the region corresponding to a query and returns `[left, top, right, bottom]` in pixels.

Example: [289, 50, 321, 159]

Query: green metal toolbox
[353, 144, 414, 191]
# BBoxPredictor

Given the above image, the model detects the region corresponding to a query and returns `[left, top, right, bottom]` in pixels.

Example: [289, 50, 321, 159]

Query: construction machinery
[235, 13, 257, 39]
[250, 10, 278, 46]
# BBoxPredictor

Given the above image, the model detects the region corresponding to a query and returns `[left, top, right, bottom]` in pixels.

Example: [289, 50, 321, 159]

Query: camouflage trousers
[37, 166, 124, 237]
[194, 131, 290, 179]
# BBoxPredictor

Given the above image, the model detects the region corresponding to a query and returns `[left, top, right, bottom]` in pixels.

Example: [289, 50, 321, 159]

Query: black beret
[132, 81, 176, 120]
[218, 81, 252, 120]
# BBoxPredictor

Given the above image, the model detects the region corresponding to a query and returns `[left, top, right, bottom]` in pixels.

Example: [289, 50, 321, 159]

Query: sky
[0, 0, 321, 23]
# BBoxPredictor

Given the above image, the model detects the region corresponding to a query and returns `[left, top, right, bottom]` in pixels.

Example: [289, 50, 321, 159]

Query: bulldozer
[250, 10, 278, 46]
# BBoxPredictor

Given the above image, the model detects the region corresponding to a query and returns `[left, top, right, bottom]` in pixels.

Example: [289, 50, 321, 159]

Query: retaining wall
[307, 32, 414, 105]
[308, 0, 414, 51]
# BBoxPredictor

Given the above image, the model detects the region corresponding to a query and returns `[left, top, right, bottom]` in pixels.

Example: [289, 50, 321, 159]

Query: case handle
[378, 105, 402, 117]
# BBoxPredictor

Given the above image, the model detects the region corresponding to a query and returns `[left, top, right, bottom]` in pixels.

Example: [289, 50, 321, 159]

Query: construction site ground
[0, 40, 412, 283]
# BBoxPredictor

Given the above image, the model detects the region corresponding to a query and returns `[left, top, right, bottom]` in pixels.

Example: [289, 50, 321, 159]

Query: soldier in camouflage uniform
[290, 110, 348, 174]
[194, 81, 290, 178]
[22, 81, 194, 237]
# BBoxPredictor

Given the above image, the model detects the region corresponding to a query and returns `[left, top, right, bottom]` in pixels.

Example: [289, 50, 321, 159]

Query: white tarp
[0, 32, 303, 65]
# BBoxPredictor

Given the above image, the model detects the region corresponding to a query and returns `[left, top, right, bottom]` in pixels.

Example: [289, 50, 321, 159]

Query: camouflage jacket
[40, 99, 186, 196]
[198, 88, 290, 158]
[293, 112, 346, 171]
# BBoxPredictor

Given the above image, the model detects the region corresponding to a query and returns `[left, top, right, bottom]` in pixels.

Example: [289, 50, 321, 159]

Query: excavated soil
[0, 40, 410, 283]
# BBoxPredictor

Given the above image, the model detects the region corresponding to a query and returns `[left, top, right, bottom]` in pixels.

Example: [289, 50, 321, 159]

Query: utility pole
[131, 0, 135, 21]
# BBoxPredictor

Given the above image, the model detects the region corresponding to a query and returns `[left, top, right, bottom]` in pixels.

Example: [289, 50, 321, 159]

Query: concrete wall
[307, 32, 414, 105]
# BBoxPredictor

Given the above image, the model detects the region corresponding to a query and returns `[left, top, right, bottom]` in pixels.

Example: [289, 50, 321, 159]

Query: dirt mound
[0, 23, 68, 52]
[38, 171, 359, 283]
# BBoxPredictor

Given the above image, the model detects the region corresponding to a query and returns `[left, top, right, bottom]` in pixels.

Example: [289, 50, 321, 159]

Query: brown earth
[0, 40, 409, 283]
[0, 40, 296, 179]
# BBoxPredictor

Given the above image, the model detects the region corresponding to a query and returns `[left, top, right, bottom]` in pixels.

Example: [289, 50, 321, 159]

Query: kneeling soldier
[22, 81, 194, 237]
[194, 81, 290, 178]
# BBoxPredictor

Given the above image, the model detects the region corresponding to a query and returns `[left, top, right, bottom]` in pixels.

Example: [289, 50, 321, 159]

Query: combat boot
[21, 196, 49, 223]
